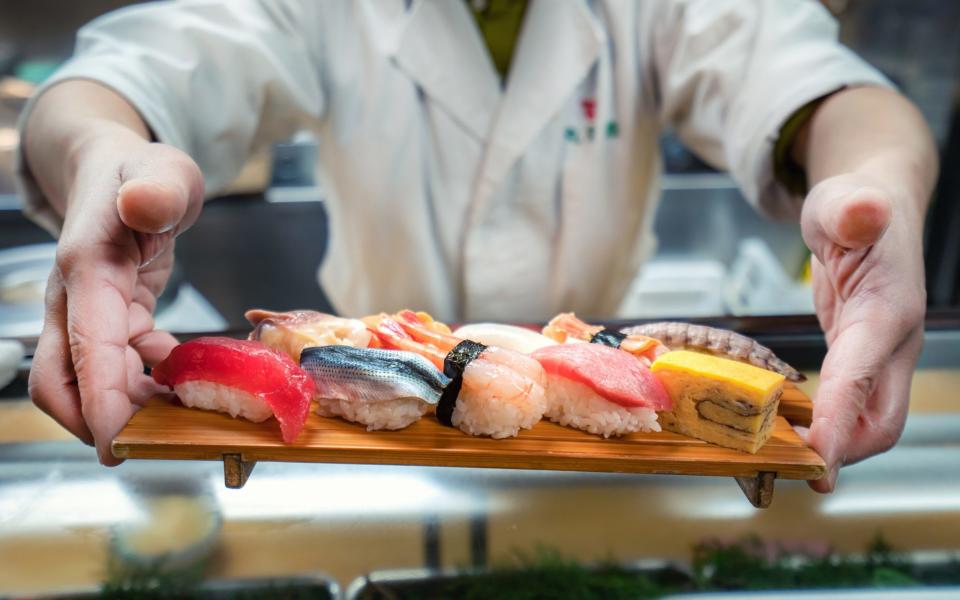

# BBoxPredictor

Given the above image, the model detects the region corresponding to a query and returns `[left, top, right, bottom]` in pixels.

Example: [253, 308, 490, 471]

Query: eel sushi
[300, 345, 451, 430]
[531, 343, 672, 438]
[152, 337, 314, 443]
[246, 309, 374, 361]
[452, 323, 558, 354]
[543, 313, 668, 365]
[621, 321, 804, 382]
[368, 311, 547, 439]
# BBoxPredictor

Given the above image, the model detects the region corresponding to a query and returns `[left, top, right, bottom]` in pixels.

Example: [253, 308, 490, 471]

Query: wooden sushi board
[113, 383, 823, 508]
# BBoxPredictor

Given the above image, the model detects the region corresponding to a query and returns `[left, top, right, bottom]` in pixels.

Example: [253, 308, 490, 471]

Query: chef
[19, 0, 936, 493]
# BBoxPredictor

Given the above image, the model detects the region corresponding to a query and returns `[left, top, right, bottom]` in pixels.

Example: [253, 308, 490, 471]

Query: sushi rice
[545, 377, 660, 438]
[174, 381, 274, 423]
[315, 396, 430, 431]
[451, 372, 547, 439]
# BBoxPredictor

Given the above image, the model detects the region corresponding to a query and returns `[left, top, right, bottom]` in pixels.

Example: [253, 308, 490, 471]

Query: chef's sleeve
[647, 0, 892, 220]
[15, 0, 325, 235]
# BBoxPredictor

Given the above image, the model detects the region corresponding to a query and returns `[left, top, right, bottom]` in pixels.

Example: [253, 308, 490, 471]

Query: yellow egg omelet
[651, 350, 785, 454]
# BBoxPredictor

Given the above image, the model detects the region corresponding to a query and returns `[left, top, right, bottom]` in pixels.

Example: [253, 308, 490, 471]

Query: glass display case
[2, 317, 959, 597]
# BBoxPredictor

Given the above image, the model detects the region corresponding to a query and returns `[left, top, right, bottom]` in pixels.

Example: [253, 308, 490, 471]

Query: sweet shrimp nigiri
[367, 311, 547, 439]
[246, 309, 375, 361]
[542, 313, 668, 366]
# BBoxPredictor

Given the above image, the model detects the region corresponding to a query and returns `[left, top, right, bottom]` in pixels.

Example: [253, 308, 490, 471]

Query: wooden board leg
[223, 453, 257, 489]
[735, 471, 776, 508]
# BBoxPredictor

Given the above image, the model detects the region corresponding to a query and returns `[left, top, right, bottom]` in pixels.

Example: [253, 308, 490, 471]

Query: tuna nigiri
[300, 345, 451, 431]
[152, 337, 314, 443]
[531, 343, 672, 438]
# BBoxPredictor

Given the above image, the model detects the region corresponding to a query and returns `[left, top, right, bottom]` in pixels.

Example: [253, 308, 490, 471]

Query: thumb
[802, 184, 892, 262]
[116, 144, 204, 236]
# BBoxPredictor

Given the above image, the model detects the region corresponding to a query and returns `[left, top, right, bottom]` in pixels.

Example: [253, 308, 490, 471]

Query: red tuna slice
[153, 337, 315, 443]
[531, 343, 672, 411]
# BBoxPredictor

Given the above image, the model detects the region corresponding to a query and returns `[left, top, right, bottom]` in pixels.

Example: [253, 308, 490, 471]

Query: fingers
[802, 184, 892, 262]
[133, 330, 179, 367]
[807, 321, 921, 493]
[806, 320, 896, 492]
[28, 271, 94, 445]
[128, 301, 178, 366]
[839, 327, 921, 466]
[115, 145, 204, 267]
[60, 237, 139, 465]
[116, 144, 204, 235]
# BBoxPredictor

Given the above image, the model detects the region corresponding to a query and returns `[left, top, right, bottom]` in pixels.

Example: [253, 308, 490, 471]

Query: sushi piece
[300, 345, 451, 430]
[152, 337, 314, 444]
[246, 309, 374, 361]
[622, 321, 804, 382]
[651, 350, 785, 453]
[531, 343, 672, 438]
[543, 313, 668, 365]
[368, 311, 547, 439]
[452, 323, 558, 354]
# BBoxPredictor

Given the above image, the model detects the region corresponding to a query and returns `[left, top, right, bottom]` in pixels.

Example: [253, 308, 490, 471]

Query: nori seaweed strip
[436, 340, 487, 427]
[590, 328, 627, 348]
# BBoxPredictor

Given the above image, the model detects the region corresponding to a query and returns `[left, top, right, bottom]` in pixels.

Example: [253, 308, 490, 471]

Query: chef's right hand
[28, 131, 204, 465]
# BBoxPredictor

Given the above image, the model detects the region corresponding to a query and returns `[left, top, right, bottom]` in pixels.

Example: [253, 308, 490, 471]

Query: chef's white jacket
[17, 0, 889, 322]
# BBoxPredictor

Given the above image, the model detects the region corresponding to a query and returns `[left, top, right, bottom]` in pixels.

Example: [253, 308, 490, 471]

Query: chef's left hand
[799, 172, 925, 492]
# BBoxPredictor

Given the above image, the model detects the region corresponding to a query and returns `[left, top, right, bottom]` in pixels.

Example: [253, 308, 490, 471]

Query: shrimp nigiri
[367, 311, 547, 438]
[246, 309, 374, 361]
[543, 313, 668, 365]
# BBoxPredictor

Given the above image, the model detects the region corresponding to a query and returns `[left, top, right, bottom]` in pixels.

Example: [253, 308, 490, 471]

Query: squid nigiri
[452, 323, 558, 354]
[543, 313, 668, 365]
[152, 337, 314, 444]
[245, 309, 374, 361]
[300, 345, 450, 431]
[531, 343, 672, 438]
[368, 311, 547, 439]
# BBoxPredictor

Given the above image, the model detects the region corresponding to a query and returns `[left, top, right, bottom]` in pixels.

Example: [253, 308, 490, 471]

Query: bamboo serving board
[113, 383, 823, 508]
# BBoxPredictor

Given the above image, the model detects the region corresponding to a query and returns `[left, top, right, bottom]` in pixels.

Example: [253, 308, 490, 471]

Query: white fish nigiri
[452, 323, 558, 355]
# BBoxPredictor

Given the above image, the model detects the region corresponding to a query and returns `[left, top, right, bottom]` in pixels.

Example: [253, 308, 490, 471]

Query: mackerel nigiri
[531, 343, 671, 438]
[300, 345, 451, 431]
[152, 337, 314, 444]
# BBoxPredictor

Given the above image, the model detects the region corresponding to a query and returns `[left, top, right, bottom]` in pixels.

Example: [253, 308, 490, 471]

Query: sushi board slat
[113, 384, 823, 507]
[778, 383, 814, 427]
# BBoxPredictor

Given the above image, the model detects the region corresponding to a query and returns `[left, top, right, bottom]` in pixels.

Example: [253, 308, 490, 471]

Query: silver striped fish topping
[300, 345, 451, 404]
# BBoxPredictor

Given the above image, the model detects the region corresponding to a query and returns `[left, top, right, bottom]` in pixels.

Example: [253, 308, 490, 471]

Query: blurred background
[1, 1, 959, 598]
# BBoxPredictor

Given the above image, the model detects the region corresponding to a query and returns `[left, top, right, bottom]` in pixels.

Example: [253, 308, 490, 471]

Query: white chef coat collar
[387, 0, 501, 141]
[467, 0, 602, 222]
